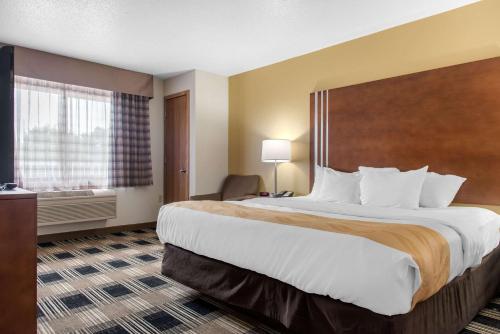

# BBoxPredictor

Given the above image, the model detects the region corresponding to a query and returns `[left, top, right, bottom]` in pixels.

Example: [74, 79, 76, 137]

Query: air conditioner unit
[37, 189, 117, 226]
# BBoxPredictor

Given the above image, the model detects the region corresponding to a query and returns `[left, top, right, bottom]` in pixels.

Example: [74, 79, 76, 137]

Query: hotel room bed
[158, 57, 500, 333]
[156, 197, 500, 334]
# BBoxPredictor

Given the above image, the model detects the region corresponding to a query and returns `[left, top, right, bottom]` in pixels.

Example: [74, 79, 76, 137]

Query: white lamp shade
[261, 139, 291, 162]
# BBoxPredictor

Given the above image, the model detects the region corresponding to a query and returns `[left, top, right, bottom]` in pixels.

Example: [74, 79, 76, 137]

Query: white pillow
[420, 172, 466, 208]
[360, 166, 428, 209]
[358, 166, 400, 173]
[309, 165, 325, 199]
[317, 168, 361, 204]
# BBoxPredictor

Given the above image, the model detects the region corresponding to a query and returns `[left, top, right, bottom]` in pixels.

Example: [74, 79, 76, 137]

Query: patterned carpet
[37, 229, 500, 334]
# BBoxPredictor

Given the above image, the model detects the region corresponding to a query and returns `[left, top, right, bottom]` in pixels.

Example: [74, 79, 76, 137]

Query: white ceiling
[0, 0, 477, 78]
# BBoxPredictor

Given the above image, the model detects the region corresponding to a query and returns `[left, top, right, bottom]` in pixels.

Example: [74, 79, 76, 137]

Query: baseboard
[37, 221, 156, 243]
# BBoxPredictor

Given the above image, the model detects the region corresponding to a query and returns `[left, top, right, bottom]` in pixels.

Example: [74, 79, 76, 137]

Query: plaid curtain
[14, 76, 112, 191]
[110, 92, 153, 187]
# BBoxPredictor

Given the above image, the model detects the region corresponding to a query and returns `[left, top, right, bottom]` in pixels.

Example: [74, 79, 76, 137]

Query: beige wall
[39, 77, 165, 234]
[164, 70, 228, 196]
[194, 70, 229, 195]
[228, 0, 500, 195]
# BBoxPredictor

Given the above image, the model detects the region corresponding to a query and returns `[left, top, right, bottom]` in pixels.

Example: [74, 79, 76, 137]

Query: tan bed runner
[172, 200, 450, 308]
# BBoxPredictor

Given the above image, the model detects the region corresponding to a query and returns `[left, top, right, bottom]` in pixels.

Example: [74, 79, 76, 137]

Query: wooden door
[164, 91, 190, 203]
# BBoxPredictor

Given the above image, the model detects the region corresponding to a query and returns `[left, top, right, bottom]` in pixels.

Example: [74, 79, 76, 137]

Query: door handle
[179, 169, 187, 173]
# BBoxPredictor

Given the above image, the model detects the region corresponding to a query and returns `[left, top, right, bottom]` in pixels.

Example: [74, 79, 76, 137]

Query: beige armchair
[190, 175, 259, 201]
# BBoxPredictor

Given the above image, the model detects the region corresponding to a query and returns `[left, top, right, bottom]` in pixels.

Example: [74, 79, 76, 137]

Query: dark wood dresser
[0, 189, 37, 333]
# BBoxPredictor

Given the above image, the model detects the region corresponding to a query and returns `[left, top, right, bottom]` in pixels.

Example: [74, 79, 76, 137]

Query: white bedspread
[156, 197, 500, 316]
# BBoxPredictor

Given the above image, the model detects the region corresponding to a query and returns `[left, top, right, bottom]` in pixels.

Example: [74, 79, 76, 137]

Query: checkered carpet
[37, 229, 500, 334]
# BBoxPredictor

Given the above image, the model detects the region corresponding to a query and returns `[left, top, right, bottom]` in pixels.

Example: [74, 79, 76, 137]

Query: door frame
[164, 90, 190, 203]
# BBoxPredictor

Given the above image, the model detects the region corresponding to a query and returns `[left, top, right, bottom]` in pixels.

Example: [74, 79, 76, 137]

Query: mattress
[156, 197, 500, 316]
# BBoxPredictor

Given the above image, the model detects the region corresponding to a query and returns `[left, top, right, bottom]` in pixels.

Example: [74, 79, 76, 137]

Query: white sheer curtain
[14, 76, 112, 191]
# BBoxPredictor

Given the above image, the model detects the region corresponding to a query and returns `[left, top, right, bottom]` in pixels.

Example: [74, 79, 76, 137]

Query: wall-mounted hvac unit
[37, 189, 117, 226]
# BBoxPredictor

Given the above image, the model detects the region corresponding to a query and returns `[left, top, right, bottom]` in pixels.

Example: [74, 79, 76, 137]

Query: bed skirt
[161, 243, 500, 334]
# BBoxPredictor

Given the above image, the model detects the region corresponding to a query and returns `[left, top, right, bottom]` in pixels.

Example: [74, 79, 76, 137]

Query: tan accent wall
[228, 0, 500, 195]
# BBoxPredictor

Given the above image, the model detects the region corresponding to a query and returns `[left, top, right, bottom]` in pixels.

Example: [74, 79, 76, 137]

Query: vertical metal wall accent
[310, 89, 330, 191]
[313, 90, 329, 168]
[320, 90, 323, 167]
[325, 90, 330, 166]
[314, 91, 318, 167]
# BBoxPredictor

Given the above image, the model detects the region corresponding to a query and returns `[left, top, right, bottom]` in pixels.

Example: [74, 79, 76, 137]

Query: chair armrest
[190, 193, 222, 201]
[223, 194, 257, 201]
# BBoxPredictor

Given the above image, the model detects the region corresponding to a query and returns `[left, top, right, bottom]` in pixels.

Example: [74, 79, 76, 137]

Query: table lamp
[261, 139, 291, 196]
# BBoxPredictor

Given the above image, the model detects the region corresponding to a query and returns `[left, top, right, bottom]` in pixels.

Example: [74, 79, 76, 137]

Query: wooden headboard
[310, 57, 500, 205]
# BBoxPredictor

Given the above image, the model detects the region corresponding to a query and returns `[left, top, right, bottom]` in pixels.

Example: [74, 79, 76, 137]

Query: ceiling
[0, 0, 477, 78]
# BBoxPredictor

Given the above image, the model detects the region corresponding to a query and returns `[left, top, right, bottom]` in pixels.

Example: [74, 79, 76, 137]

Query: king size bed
[157, 199, 500, 334]
[156, 57, 500, 334]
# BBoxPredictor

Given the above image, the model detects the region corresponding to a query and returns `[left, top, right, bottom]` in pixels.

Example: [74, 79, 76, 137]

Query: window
[14, 76, 112, 191]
